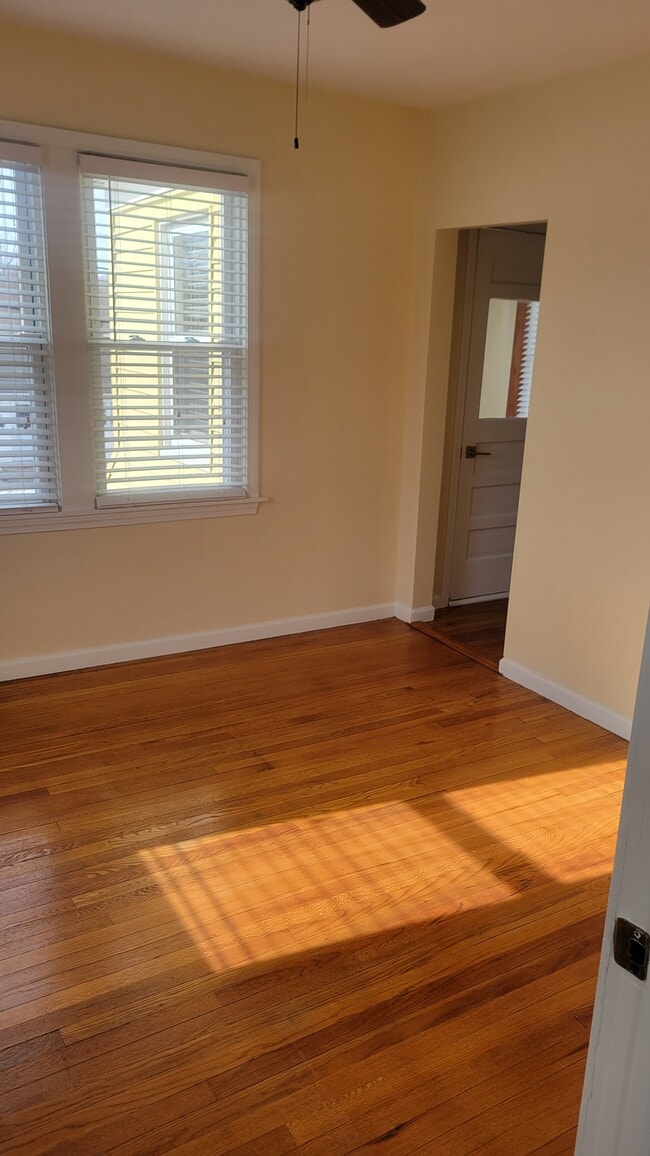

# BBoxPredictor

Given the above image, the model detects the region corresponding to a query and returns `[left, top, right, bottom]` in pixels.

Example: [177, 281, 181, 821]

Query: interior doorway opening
[421, 222, 547, 670]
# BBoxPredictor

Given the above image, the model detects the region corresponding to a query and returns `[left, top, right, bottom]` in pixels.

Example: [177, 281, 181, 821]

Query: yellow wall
[1, 20, 648, 723]
[411, 53, 650, 718]
[0, 22, 425, 657]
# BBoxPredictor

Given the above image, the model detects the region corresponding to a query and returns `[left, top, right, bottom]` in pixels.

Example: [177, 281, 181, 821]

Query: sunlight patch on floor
[446, 762, 625, 883]
[140, 801, 516, 973]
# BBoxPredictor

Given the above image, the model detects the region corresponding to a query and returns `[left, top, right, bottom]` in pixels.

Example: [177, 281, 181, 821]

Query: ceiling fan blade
[350, 0, 426, 27]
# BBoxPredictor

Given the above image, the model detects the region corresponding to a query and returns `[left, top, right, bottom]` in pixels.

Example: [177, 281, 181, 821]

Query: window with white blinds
[80, 156, 249, 505]
[0, 123, 259, 533]
[0, 145, 58, 510]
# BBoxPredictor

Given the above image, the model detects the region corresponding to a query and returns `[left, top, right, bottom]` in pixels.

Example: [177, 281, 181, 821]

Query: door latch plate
[614, 916, 650, 980]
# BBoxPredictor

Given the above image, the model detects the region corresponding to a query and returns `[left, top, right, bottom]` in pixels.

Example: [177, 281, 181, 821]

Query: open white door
[576, 609, 650, 1154]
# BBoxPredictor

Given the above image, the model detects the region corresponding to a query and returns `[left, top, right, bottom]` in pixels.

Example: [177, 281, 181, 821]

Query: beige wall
[0, 22, 425, 659]
[2, 21, 648, 723]
[411, 53, 650, 718]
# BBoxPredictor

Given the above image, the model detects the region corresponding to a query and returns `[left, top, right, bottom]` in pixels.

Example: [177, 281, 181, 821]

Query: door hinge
[614, 916, 650, 980]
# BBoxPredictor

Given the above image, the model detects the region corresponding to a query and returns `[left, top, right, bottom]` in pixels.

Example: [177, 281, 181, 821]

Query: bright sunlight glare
[447, 762, 625, 884]
[140, 801, 516, 975]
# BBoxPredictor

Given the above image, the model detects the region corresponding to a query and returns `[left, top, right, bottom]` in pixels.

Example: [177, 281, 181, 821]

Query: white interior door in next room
[449, 227, 545, 604]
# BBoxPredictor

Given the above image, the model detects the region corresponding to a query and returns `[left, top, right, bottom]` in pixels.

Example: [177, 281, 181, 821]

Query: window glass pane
[479, 298, 539, 420]
[0, 161, 59, 509]
[81, 171, 248, 503]
[0, 160, 58, 513]
[168, 217, 210, 336]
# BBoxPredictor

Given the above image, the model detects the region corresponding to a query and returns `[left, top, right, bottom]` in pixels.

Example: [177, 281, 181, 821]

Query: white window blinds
[0, 145, 58, 510]
[80, 156, 249, 505]
[515, 300, 540, 418]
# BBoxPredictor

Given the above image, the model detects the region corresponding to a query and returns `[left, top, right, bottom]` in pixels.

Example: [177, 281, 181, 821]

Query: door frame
[434, 223, 545, 611]
[434, 228, 479, 610]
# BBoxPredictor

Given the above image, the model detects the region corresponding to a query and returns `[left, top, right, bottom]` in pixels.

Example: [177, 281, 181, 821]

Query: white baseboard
[394, 604, 435, 624]
[1, 603, 396, 683]
[449, 592, 509, 607]
[499, 658, 632, 740]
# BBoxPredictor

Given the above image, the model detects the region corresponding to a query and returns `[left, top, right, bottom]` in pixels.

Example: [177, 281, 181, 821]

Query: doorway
[422, 223, 547, 668]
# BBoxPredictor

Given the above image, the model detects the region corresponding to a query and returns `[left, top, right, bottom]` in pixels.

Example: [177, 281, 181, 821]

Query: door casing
[435, 224, 546, 611]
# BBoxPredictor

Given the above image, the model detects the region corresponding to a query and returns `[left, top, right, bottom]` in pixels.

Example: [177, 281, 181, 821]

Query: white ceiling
[2, 0, 650, 108]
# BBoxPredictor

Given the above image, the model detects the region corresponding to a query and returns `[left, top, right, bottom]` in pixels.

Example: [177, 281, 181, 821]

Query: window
[511, 300, 540, 418]
[81, 158, 248, 505]
[479, 297, 540, 420]
[0, 124, 260, 532]
[0, 145, 58, 510]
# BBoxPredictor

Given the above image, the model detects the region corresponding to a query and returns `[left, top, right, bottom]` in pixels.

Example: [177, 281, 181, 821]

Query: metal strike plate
[614, 916, 650, 981]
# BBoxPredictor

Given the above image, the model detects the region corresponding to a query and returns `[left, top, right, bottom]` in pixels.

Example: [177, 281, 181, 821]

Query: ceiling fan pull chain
[294, 7, 302, 148]
[305, 2, 311, 101]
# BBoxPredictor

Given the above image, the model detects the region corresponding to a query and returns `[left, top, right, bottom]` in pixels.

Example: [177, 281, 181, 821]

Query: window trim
[0, 120, 262, 534]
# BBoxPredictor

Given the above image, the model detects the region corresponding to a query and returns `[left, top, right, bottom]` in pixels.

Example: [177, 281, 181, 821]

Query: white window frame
[0, 120, 262, 533]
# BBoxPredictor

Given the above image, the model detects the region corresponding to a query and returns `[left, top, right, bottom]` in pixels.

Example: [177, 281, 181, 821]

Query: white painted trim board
[1, 604, 396, 682]
[500, 657, 632, 740]
[394, 604, 435, 624]
[1, 605, 633, 744]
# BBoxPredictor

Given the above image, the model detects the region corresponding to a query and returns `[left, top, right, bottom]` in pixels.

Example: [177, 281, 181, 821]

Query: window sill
[0, 495, 267, 534]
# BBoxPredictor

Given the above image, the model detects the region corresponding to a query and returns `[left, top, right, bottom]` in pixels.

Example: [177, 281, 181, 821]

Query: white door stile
[576, 609, 650, 1155]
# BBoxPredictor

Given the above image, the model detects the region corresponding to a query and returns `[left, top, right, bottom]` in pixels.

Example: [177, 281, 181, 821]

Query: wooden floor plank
[413, 598, 508, 670]
[297, 1027, 587, 1154]
[0, 620, 627, 1154]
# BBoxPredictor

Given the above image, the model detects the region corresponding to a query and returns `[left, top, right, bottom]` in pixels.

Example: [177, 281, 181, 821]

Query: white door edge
[576, 609, 650, 1155]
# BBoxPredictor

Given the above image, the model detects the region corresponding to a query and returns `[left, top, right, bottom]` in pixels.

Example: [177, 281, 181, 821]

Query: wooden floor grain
[0, 620, 627, 1154]
[413, 600, 509, 671]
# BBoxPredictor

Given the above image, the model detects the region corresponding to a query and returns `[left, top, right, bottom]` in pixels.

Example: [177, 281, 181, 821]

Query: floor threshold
[411, 620, 500, 672]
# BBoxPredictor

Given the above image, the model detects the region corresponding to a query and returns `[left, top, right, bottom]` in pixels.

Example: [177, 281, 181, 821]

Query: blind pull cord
[305, 3, 312, 101]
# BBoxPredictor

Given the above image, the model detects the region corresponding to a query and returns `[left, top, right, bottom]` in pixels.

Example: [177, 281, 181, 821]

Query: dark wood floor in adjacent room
[0, 620, 627, 1154]
[413, 600, 509, 671]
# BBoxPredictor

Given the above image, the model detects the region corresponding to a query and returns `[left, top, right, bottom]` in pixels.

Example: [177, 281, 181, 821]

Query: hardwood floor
[0, 620, 627, 1154]
[413, 601, 509, 672]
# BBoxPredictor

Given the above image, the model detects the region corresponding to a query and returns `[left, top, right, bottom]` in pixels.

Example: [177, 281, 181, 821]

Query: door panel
[449, 229, 544, 604]
[470, 481, 521, 520]
[467, 524, 517, 558]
